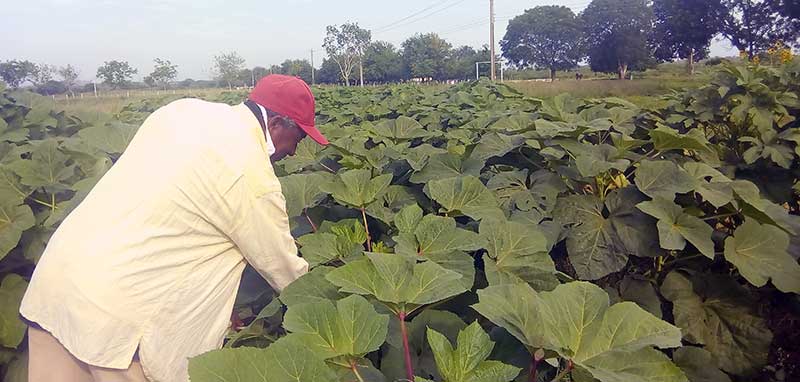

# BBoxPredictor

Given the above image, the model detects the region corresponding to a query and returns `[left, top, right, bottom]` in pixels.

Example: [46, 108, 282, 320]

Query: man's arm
[225, 185, 308, 292]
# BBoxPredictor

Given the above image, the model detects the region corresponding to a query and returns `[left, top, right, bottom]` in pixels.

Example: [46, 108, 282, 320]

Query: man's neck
[243, 100, 276, 156]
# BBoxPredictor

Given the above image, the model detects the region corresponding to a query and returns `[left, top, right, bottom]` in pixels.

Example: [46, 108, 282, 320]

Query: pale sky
[1, 0, 738, 81]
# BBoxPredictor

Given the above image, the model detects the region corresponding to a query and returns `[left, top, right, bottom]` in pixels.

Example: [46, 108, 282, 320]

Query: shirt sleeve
[225, 186, 308, 292]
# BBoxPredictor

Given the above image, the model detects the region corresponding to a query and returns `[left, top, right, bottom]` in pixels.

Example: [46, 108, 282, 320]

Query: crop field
[1, 61, 799, 382]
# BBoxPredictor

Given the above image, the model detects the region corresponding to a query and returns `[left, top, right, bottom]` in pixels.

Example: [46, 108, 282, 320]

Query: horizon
[2, 0, 739, 82]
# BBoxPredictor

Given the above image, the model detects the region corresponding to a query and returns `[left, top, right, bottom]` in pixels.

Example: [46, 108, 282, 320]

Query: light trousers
[27, 326, 149, 382]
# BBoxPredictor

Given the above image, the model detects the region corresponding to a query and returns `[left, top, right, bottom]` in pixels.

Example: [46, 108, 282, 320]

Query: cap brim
[298, 121, 329, 146]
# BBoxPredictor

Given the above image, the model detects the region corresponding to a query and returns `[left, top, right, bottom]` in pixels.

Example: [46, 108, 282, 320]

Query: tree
[213, 52, 246, 89]
[280, 59, 314, 84]
[445, 45, 491, 81]
[30, 64, 56, 88]
[148, 58, 178, 90]
[401, 33, 453, 81]
[652, 0, 723, 74]
[252, 66, 268, 83]
[96, 60, 138, 89]
[581, 0, 654, 79]
[0, 60, 36, 88]
[322, 22, 371, 86]
[719, 0, 800, 58]
[501, 6, 583, 81]
[58, 65, 79, 96]
[363, 41, 405, 83]
[316, 58, 342, 84]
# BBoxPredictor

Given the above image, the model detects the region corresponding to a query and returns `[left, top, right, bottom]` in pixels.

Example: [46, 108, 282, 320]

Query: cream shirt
[20, 99, 308, 382]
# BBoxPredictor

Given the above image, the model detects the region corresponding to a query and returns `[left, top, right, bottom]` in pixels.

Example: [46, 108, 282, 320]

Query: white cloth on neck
[255, 103, 276, 156]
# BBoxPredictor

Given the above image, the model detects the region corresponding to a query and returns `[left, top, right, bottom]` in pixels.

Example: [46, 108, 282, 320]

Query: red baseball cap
[248, 74, 328, 145]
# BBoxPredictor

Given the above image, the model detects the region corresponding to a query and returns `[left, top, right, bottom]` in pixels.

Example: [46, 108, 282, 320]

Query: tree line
[503, 0, 799, 80]
[1, 0, 797, 93]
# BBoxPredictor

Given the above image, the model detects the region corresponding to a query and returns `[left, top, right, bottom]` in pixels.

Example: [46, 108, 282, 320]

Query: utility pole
[489, 0, 496, 81]
[310, 49, 316, 85]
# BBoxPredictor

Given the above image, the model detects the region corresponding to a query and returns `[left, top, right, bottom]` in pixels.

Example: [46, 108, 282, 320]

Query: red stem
[304, 209, 318, 233]
[398, 311, 414, 381]
[529, 357, 540, 382]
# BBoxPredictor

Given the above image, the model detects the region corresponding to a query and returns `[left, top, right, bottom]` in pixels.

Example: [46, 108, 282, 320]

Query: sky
[1, 0, 738, 81]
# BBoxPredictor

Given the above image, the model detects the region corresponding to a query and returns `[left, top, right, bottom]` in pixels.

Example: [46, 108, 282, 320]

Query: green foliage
[95, 60, 138, 89]
[581, 0, 655, 78]
[3, 62, 800, 382]
[501, 6, 582, 79]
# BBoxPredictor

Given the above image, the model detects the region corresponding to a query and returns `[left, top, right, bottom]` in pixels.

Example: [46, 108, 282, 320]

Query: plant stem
[551, 360, 574, 382]
[304, 209, 318, 232]
[51, 193, 56, 212]
[662, 253, 708, 267]
[360, 207, 372, 251]
[703, 211, 739, 221]
[398, 311, 414, 382]
[319, 162, 336, 173]
[528, 357, 540, 382]
[350, 361, 366, 382]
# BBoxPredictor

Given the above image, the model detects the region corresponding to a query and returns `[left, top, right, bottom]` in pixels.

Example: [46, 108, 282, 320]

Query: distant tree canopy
[581, 0, 655, 79]
[363, 41, 405, 83]
[213, 52, 246, 89]
[0, 60, 36, 89]
[401, 33, 452, 81]
[146, 58, 178, 90]
[501, 5, 583, 80]
[719, 0, 800, 58]
[323, 22, 371, 86]
[652, 0, 723, 74]
[96, 60, 137, 89]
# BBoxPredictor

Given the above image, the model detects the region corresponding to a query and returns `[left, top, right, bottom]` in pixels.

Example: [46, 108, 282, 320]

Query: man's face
[268, 115, 306, 161]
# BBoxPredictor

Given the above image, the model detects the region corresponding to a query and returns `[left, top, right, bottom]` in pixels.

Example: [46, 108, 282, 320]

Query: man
[20, 74, 328, 382]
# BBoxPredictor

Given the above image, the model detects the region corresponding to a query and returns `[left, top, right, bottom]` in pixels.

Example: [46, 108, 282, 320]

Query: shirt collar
[254, 103, 276, 156]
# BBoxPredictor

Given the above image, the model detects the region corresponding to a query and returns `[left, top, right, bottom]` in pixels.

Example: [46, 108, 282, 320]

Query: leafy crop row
[1, 62, 799, 382]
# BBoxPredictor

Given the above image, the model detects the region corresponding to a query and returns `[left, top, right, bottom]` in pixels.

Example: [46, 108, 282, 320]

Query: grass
[56, 87, 233, 116]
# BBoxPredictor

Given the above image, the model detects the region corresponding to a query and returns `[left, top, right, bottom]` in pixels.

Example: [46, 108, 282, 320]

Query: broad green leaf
[321, 169, 392, 208]
[280, 266, 346, 307]
[682, 162, 733, 208]
[19, 225, 53, 263]
[403, 144, 448, 171]
[554, 189, 660, 280]
[409, 153, 483, 184]
[636, 197, 715, 259]
[297, 220, 365, 267]
[0, 166, 29, 203]
[661, 271, 771, 375]
[76, 122, 137, 156]
[723, 219, 800, 293]
[473, 282, 685, 382]
[326, 253, 467, 313]
[479, 218, 558, 290]
[395, 203, 423, 234]
[8, 139, 75, 193]
[607, 276, 662, 319]
[426, 322, 521, 382]
[0, 113, 28, 143]
[0, 200, 35, 261]
[383, 310, 467, 381]
[649, 127, 714, 153]
[490, 113, 536, 133]
[283, 295, 389, 360]
[0, 274, 28, 348]
[365, 185, 418, 225]
[575, 144, 630, 177]
[730, 180, 796, 234]
[488, 169, 564, 216]
[470, 132, 524, 161]
[188, 337, 337, 382]
[279, 172, 333, 219]
[2, 350, 27, 382]
[425, 176, 504, 221]
[395, 215, 483, 257]
[634, 160, 695, 200]
[278, 137, 324, 173]
[371, 116, 433, 144]
[673, 347, 731, 382]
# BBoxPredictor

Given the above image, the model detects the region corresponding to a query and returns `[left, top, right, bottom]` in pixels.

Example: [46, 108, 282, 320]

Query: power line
[374, 0, 471, 35]
[372, 0, 452, 33]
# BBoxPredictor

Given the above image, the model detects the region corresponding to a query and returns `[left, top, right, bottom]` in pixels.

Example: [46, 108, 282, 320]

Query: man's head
[248, 74, 328, 161]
